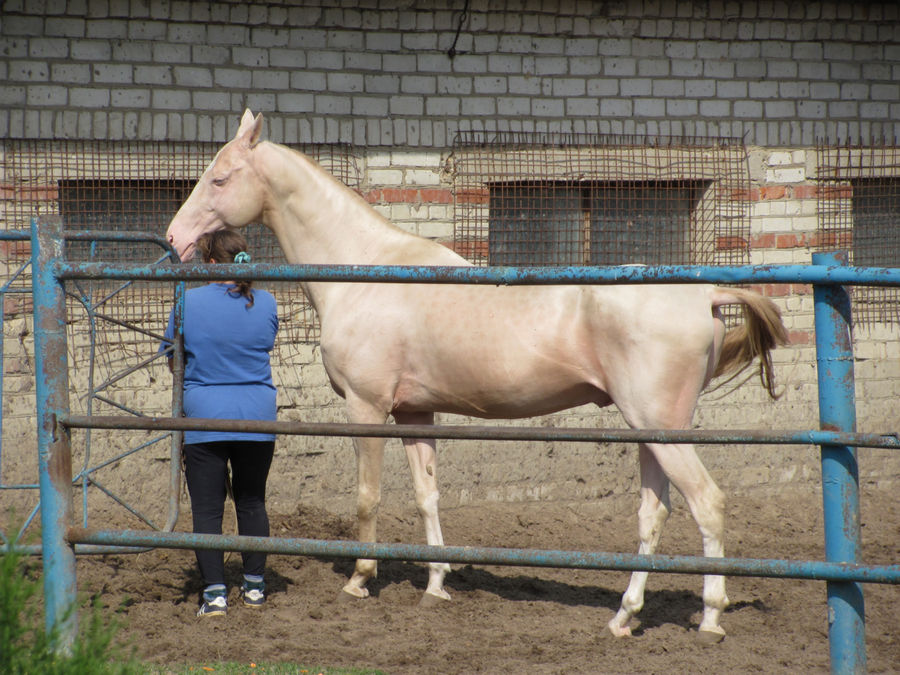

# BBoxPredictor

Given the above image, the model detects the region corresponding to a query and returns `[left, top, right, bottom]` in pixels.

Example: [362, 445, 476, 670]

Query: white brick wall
[1, 0, 898, 145]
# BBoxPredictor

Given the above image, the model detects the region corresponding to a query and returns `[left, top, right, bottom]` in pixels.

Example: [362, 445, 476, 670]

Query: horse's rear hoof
[697, 628, 726, 645]
[418, 591, 450, 609]
[606, 618, 633, 638]
[336, 589, 365, 604]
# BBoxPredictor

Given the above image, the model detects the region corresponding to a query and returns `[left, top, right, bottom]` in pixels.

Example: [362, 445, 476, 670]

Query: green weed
[0, 542, 140, 674]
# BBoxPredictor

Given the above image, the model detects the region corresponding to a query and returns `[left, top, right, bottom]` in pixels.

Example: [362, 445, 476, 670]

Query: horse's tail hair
[711, 287, 790, 399]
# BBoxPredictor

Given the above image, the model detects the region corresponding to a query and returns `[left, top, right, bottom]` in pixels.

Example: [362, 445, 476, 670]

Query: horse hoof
[336, 588, 366, 604]
[418, 591, 450, 609]
[606, 621, 632, 638]
[697, 628, 726, 645]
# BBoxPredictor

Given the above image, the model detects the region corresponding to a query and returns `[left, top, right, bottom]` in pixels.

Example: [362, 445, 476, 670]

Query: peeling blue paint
[31, 217, 77, 654]
[67, 527, 900, 584]
[812, 251, 866, 674]
[57, 261, 900, 287]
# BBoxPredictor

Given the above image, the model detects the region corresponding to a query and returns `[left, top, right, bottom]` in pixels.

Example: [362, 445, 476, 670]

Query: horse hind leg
[611, 365, 729, 641]
[396, 411, 452, 605]
[608, 444, 671, 638]
[639, 440, 729, 642]
[686, 460, 729, 644]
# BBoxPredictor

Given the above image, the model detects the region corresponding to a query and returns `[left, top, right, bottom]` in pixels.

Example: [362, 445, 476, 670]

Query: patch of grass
[0, 540, 141, 675]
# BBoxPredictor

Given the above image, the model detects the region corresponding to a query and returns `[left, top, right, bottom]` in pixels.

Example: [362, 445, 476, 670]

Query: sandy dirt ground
[76, 486, 899, 674]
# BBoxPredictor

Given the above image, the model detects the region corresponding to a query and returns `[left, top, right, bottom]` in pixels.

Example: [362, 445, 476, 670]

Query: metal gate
[20, 217, 900, 673]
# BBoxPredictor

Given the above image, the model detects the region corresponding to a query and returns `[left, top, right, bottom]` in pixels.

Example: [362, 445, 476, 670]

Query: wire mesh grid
[451, 131, 751, 270]
[1, 139, 360, 413]
[816, 142, 900, 327]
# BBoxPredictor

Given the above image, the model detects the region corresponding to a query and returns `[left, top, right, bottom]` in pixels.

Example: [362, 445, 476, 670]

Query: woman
[161, 228, 279, 617]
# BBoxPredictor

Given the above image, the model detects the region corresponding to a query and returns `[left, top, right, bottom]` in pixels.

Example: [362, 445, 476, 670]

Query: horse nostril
[168, 234, 174, 243]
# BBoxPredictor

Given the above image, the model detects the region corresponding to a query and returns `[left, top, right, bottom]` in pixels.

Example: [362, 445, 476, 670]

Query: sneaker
[241, 580, 265, 608]
[197, 590, 227, 617]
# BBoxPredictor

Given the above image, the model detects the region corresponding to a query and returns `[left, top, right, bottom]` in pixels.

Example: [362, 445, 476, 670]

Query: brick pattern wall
[1, 0, 898, 146]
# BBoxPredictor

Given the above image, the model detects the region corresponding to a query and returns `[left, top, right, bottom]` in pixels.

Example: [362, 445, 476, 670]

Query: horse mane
[262, 141, 470, 266]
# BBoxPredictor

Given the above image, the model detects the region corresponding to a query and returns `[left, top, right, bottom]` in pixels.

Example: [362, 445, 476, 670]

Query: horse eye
[212, 176, 228, 186]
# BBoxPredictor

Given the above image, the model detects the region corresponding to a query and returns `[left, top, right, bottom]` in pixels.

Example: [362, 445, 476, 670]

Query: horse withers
[166, 110, 788, 643]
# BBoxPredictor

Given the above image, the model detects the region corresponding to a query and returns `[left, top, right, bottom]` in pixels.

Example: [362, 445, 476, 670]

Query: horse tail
[710, 287, 790, 399]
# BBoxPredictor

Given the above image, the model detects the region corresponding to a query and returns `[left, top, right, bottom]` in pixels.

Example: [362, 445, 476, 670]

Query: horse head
[166, 109, 267, 261]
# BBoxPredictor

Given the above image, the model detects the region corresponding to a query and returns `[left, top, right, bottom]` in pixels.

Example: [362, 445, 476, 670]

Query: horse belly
[390, 357, 609, 419]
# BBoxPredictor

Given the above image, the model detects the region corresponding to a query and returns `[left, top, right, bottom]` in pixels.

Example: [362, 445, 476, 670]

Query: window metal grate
[2, 139, 361, 352]
[487, 179, 709, 266]
[451, 132, 750, 272]
[816, 142, 900, 327]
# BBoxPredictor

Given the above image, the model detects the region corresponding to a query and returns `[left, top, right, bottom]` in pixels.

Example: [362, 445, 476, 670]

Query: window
[5, 139, 359, 345]
[58, 178, 193, 264]
[817, 144, 900, 326]
[850, 178, 900, 268]
[452, 132, 750, 270]
[488, 179, 708, 266]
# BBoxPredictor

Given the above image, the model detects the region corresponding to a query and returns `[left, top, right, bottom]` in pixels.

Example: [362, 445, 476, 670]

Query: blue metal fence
[24, 216, 900, 673]
[0, 227, 184, 555]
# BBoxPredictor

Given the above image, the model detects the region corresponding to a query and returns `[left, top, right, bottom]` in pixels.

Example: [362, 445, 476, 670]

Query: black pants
[183, 440, 275, 587]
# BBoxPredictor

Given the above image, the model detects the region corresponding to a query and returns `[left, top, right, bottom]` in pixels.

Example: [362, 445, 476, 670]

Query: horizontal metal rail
[2, 543, 156, 556]
[67, 527, 900, 585]
[0, 229, 32, 241]
[0, 228, 178, 256]
[57, 261, 900, 287]
[62, 414, 900, 450]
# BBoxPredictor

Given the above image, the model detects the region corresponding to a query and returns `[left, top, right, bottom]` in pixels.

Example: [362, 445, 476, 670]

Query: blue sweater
[162, 283, 279, 443]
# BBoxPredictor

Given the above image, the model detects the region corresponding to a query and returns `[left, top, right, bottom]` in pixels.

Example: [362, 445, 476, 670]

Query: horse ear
[236, 109, 264, 147]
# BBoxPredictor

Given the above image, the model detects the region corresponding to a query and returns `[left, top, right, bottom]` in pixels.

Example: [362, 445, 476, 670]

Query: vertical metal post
[166, 279, 186, 529]
[812, 251, 866, 674]
[31, 217, 77, 652]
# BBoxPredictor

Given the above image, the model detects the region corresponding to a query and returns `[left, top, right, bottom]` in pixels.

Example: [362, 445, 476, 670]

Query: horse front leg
[342, 431, 387, 600]
[608, 444, 671, 638]
[396, 411, 451, 605]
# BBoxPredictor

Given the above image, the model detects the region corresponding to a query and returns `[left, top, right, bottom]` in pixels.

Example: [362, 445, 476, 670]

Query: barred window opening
[816, 144, 900, 327]
[488, 179, 709, 267]
[452, 132, 750, 270]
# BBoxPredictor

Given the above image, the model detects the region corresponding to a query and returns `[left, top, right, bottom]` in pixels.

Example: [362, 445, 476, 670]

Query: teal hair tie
[233, 251, 251, 263]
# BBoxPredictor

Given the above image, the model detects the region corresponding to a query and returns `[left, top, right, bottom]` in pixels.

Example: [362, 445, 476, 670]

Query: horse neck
[255, 142, 409, 267]
[253, 142, 457, 318]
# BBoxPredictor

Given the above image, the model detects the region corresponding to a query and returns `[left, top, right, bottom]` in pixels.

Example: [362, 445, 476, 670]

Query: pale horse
[166, 110, 788, 643]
